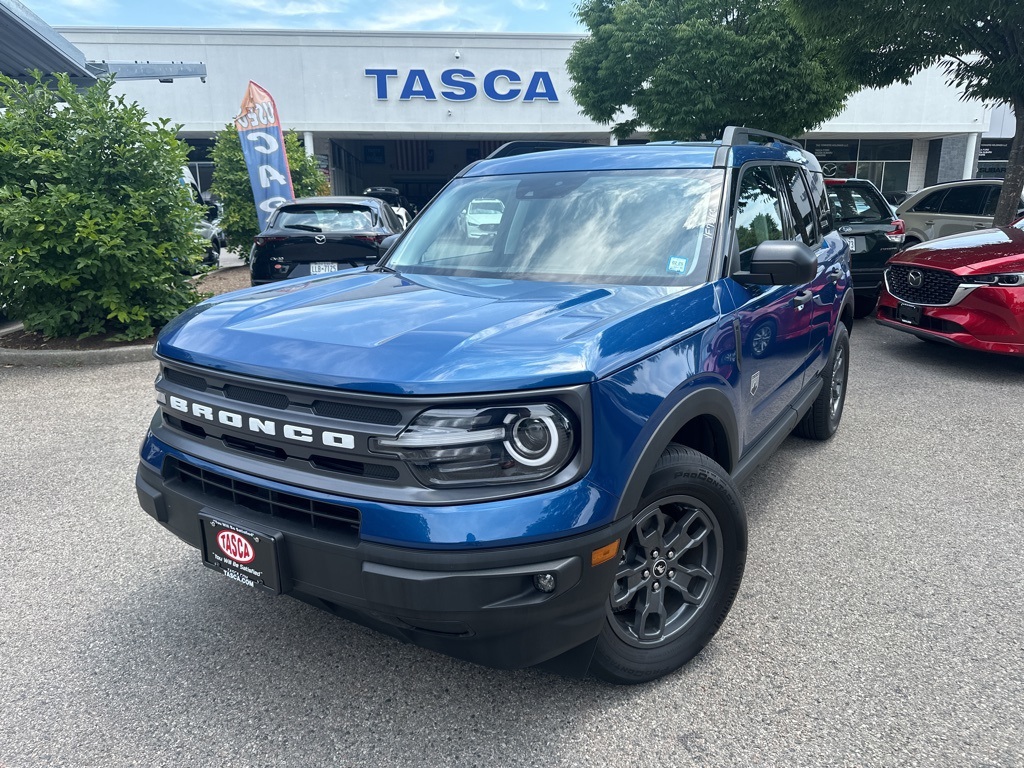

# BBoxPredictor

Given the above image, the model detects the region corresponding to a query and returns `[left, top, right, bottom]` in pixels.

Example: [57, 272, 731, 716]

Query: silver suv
[896, 179, 1024, 246]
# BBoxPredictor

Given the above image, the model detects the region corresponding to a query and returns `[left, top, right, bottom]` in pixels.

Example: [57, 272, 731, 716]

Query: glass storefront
[803, 139, 913, 192]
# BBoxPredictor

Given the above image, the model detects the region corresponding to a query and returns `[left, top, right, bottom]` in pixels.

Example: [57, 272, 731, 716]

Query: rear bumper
[876, 286, 1024, 356]
[135, 458, 629, 670]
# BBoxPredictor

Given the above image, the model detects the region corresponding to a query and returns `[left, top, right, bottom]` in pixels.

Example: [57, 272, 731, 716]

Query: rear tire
[795, 323, 850, 440]
[853, 293, 878, 319]
[590, 445, 747, 684]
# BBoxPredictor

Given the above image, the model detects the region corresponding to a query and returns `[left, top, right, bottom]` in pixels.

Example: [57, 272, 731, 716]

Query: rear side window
[779, 167, 817, 245]
[938, 185, 992, 215]
[828, 184, 892, 224]
[910, 190, 947, 213]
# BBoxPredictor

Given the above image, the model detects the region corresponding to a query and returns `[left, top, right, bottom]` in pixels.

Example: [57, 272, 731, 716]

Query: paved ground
[1, 319, 1021, 768]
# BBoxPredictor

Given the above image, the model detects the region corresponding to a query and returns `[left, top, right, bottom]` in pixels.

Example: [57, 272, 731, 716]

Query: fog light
[533, 573, 556, 593]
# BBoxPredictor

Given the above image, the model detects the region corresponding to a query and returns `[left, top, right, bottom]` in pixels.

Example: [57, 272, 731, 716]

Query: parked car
[181, 167, 224, 269]
[825, 178, 905, 317]
[896, 179, 1024, 247]
[249, 197, 405, 285]
[362, 186, 413, 226]
[137, 127, 853, 684]
[460, 198, 504, 238]
[875, 222, 1024, 355]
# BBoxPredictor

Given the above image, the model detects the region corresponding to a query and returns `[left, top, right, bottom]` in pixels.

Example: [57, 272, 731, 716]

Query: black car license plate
[897, 303, 922, 326]
[199, 513, 283, 594]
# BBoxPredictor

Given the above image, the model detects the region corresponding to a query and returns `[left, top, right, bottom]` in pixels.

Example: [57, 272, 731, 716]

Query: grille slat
[312, 400, 402, 426]
[167, 458, 360, 535]
[163, 368, 208, 391]
[225, 384, 290, 410]
[887, 265, 962, 305]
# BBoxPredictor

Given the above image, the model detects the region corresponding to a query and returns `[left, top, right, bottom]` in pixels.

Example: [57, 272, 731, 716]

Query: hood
[894, 227, 1024, 275]
[156, 270, 717, 395]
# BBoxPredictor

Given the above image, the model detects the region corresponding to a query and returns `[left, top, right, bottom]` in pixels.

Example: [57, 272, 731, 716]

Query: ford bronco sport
[136, 127, 853, 683]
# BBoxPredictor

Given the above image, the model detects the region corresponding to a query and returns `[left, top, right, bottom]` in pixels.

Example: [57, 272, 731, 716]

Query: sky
[24, 0, 586, 34]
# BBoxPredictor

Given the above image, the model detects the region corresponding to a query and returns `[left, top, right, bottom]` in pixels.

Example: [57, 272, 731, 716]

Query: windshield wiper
[371, 262, 398, 274]
[284, 224, 323, 232]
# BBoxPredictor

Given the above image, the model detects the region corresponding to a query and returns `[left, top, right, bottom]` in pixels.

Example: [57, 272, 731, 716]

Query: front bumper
[875, 286, 1024, 356]
[135, 454, 630, 671]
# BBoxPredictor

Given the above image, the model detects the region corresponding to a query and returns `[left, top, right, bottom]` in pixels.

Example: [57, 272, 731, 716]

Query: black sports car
[250, 197, 405, 285]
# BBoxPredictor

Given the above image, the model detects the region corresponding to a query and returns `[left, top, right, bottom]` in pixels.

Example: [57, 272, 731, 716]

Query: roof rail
[485, 140, 594, 159]
[720, 126, 802, 150]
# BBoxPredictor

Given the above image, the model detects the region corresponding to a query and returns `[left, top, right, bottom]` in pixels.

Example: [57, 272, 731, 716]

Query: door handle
[974, 223, 987, 229]
[793, 289, 814, 309]
[924, 220, 934, 226]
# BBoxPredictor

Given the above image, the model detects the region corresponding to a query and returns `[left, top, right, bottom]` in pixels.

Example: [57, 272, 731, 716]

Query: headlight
[964, 272, 1024, 286]
[371, 403, 577, 488]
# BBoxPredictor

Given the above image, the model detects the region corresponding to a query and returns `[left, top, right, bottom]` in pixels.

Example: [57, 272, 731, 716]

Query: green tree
[566, 0, 853, 141]
[785, 0, 1024, 226]
[0, 73, 204, 340]
[210, 126, 329, 260]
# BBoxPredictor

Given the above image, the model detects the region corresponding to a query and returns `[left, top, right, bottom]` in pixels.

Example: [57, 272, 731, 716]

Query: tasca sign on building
[365, 68, 559, 102]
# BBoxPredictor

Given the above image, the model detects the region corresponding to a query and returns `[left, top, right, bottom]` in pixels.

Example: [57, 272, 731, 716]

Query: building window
[804, 138, 913, 193]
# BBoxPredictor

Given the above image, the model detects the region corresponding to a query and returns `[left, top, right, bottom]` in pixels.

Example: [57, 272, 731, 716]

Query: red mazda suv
[876, 220, 1024, 355]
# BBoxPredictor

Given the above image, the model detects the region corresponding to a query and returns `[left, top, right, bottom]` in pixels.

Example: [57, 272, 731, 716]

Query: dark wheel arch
[614, 388, 739, 521]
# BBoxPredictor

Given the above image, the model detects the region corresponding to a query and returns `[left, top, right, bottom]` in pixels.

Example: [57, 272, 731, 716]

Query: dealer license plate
[844, 237, 861, 253]
[199, 513, 283, 594]
[309, 262, 339, 275]
[897, 303, 922, 326]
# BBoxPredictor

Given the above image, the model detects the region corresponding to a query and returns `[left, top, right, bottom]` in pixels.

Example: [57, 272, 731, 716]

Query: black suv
[825, 178, 905, 317]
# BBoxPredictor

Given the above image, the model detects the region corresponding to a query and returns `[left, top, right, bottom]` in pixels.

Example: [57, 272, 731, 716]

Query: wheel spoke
[665, 576, 704, 605]
[610, 560, 649, 610]
[635, 510, 667, 553]
[632, 585, 666, 641]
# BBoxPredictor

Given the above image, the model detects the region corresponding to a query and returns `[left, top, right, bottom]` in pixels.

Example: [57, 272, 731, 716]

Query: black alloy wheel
[591, 445, 747, 684]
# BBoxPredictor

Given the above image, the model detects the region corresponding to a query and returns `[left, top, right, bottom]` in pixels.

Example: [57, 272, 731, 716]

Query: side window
[779, 166, 817, 246]
[938, 185, 988, 215]
[911, 190, 947, 213]
[805, 171, 833, 236]
[735, 166, 786, 270]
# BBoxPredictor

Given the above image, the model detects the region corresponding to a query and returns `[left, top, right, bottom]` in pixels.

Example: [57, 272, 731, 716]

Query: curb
[0, 322, 155, 367]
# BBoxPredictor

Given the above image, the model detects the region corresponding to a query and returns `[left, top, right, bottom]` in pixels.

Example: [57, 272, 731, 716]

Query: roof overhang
[0, 0, 206, 86]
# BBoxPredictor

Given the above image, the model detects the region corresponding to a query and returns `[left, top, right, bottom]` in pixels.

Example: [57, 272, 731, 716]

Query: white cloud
[511, 0, 547, 9]
[353, 1, 458, 31]
[215, 0, 337, 16]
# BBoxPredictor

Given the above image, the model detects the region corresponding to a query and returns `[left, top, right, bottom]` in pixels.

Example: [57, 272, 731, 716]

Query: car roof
[459, 142, 820, 177]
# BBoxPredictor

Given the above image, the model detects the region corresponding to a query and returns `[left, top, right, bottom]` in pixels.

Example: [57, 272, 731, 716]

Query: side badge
[750, 371, 760, 396]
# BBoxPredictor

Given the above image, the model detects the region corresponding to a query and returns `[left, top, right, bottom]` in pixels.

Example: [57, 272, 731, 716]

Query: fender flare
[612, 387, 739, 521]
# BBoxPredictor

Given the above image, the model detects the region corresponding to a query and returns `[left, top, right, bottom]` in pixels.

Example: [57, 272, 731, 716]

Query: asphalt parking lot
[1, 318, 1022, 768]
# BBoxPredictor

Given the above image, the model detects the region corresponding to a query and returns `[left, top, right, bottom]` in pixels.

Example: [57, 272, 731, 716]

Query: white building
[61, 27, 1002, 208]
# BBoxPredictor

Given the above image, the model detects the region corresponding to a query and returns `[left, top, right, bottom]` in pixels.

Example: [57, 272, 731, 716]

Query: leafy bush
[0, 73, 204, 340]
[210, 126, 329, 261]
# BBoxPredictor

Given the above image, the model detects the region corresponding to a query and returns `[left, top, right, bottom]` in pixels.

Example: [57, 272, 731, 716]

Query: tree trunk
[992, 96, 1024, 227]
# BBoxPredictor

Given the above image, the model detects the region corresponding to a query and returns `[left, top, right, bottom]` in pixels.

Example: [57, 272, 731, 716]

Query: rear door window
[779, 166, 818, 245]
[805, 171, 833, 236]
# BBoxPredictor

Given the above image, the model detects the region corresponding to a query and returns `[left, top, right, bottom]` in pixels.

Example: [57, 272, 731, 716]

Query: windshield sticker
[667, 256, 691, 274]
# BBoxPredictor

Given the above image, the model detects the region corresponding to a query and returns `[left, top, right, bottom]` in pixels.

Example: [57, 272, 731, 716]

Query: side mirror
[380, 233, 400, 254]
[206, 204, 220, 222]
[733, 241, 817, 286]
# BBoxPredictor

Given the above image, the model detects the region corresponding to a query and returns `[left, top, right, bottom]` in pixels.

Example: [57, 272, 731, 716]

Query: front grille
[225, 384, 289, 410]
[161, 365, 406, 426]
[166, 457, 360, 536]
[312, 400, 402, 425]
[162, 414, 400, 482]
[164, 368, 208, 391]
[886, 265, 962, 305]
[877, 306, 965, 334]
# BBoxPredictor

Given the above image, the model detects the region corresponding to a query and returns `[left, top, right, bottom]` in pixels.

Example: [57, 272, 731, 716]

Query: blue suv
[136, 128, 853, 684]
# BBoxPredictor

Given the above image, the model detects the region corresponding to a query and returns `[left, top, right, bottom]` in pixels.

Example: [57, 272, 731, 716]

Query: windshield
[274, 205, 376, 232]
[385, 169, 723, 285]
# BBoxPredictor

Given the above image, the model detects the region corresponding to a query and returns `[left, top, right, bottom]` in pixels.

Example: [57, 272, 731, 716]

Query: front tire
[591, 445, 747, 684]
